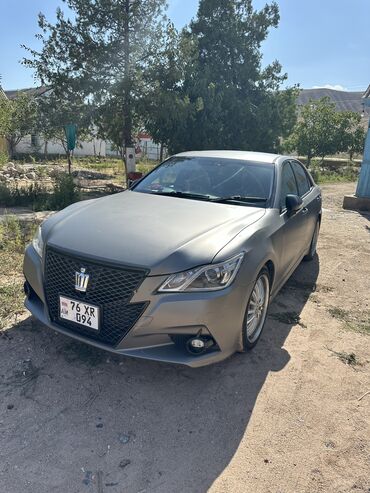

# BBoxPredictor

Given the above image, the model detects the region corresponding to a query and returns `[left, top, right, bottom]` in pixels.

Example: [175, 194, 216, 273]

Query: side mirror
[286, 194, 303, 213]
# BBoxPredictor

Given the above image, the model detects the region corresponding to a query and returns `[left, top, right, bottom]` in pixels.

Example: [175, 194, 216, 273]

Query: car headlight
[32, 226, 44, 257]
[158, 253, 244, 292]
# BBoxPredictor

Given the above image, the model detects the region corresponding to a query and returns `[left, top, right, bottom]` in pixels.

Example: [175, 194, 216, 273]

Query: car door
[275, 161, 312, 281]
[290, 160, 320, 245]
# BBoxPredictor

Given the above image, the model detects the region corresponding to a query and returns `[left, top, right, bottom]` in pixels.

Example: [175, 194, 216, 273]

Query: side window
[280, 163, 298, 209]
[291, 161, 311, 197]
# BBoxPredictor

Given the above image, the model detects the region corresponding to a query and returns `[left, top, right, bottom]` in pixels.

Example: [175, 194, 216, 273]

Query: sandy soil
[0, 182, 369, 493]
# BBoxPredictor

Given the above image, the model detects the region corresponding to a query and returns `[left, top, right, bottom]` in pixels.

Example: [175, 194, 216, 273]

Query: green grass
[314, 173, 358, 184]
[310, 168, 358, 184]
[53, 158, 158, 183]
[80, 158, 123, 172]
[0, 216, 35, 331]
[137, 162, 158, 175]
[328, 306, 370, 335]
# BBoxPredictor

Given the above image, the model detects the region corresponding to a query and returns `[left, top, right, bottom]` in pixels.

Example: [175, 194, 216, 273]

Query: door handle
[301, 207, 309, 215]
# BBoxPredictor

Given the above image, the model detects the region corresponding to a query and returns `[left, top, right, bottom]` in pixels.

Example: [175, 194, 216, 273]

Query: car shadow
[0, 256, 319, 493]
[359, 211, 370, 232]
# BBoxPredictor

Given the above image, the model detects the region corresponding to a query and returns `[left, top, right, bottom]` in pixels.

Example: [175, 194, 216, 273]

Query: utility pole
[123, 0, 136, 181]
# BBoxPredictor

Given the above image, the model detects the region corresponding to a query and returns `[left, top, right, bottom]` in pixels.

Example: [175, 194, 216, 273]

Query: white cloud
[312, 84, 348, 91]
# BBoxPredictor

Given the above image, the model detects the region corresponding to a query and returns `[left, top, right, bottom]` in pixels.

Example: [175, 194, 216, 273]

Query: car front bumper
[23, 245, 254, 367]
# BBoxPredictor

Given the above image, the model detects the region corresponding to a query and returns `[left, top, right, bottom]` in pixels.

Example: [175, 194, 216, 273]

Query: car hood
[44, 191, 265, 275]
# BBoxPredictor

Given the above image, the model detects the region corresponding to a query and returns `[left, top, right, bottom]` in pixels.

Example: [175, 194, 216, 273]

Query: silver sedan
[23, 151, 321, 367]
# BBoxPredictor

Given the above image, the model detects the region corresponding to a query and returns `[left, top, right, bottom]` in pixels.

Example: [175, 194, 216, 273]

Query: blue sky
[0, 0, 369, 92]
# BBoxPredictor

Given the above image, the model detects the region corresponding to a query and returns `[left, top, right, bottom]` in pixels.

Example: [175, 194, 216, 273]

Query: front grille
[44, 247, 148, 347]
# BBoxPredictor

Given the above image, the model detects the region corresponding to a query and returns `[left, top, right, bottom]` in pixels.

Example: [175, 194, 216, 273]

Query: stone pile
[0, 162, 64, 184]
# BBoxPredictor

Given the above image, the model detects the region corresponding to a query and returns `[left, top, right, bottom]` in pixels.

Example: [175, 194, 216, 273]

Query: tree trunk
[160, 142, 164, 162]
[7, 136, 15, 160]
[67, 149, 72, 175]
[122, 0, 133, 186]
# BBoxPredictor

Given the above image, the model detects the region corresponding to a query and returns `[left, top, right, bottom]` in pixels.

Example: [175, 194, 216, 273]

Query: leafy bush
[0, 183, 12, 204]
[35, 165, 48, 178]
[0, 215, 23, 251]
[0, 182, 49, 210]
[0, 173, 80, 211]
[49, 173, 81, 210]
[0, 151, 9, 166]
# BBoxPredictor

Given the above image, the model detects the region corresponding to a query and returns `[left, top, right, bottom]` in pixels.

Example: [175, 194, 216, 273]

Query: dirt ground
[0, 182, 369, 493]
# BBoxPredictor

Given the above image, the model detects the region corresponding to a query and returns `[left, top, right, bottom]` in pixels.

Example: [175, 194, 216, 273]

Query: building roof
[4, 86, 50, 100]
[297, 88, 366, 113]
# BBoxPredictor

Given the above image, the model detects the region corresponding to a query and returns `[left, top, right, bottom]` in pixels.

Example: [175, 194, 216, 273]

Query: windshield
[133, 156, 275, 205]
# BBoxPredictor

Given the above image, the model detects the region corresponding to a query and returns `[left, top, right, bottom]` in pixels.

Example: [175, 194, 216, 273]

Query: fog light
[186, 336, 215, 355]
[190, 338, 205, 349]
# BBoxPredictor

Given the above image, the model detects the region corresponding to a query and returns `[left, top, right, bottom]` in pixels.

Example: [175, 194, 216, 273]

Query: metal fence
[137, 142, 168, 161]
[105, 141, 167, 162]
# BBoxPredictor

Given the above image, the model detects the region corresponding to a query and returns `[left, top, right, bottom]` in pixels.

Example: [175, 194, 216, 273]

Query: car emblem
[75, 268, 90, 293]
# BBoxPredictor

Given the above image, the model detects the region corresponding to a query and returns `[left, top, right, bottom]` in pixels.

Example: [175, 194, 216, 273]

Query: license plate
[59, 296, 100, 331]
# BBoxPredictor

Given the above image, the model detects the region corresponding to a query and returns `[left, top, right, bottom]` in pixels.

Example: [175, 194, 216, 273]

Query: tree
[0, 92, 37, 158]
[36, 90, 92, 170]
[139, 22, 197, 153]
[284, 98, 338, 164]
[143, 0, 298, 154]
[336, 111, 365, 161]
[23, 0, 168, 176]
[285, 97, 366, 164]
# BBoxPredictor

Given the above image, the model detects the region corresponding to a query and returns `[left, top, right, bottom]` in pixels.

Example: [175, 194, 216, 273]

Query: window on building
[31, 134, 39, 148]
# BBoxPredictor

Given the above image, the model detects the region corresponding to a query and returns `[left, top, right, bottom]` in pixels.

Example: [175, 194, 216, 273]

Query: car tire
[303, 219, 320, 261]
[242, 266, 270, 350]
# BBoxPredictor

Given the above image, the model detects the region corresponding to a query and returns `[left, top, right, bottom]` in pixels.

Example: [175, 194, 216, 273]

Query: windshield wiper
[144, 190, 268, 205]
[149, 190, 213, 201]
[210, 195, 268, 204]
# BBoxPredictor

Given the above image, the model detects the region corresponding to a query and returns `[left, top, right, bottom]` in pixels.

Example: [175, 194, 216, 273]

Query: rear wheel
[304, 220, 320, 261]
[242, 267, 270, 350]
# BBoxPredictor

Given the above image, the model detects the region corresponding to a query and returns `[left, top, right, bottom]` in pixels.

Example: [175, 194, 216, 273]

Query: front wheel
[242, 267, 270, 350]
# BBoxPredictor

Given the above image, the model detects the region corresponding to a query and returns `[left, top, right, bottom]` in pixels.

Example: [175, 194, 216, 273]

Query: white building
[3, 87, 164, 160]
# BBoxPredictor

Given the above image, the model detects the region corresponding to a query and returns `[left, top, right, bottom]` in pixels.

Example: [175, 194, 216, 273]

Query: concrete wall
[13, 134, 164, 160]
[14, 135, 107, 157]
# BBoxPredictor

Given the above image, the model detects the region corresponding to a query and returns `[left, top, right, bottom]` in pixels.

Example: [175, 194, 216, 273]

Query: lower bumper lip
[24, 295, 232, 368]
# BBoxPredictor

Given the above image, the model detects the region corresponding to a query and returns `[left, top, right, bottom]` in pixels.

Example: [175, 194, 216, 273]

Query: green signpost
[64, 124, 77, 174]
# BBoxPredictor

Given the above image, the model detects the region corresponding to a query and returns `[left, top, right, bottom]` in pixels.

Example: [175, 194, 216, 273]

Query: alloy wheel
[245, 273, 270, 344]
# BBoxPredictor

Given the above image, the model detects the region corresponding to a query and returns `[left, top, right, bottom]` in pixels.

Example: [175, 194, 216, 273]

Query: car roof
[174, 150, 283, 164]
